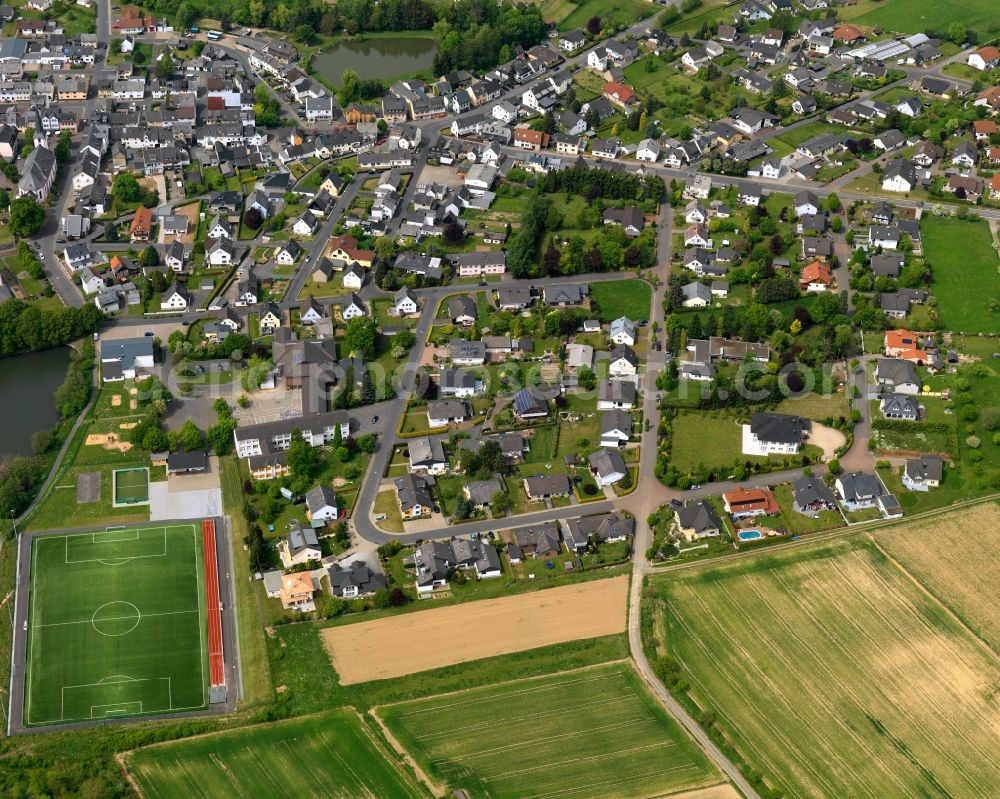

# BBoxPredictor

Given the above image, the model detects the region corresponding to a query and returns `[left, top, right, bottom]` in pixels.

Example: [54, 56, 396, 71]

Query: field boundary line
[868, 534, 1000, 666]
[370, 658, 631, 713]
[113, 753, 147, 799]
[366, 708, 445, 798]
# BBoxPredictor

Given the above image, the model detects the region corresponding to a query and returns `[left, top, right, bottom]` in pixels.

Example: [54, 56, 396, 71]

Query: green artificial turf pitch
[114, 467, 149, 504]
[24, 524, 207, 726]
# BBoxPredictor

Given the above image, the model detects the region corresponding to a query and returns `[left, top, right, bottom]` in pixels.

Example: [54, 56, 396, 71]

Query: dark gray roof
[328, 561, 386, 597]
[791, 476, 835, 507]
[905, 455, 943, 483]
[837, 472, 882, 502]
[676, 501, 720, 534]
[395, 473, 433, 512]
[750, 412, 806, 445]
[588, 447, 627, 479]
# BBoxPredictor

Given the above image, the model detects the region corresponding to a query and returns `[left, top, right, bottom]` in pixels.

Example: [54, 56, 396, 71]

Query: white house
[160, 284, 190, 311]
[608, 344, 637, 377]
[394, 287, 419, 315]
[609, 316, 637, 346]
[207, 238, 235, 266]
[742, 412, 805, 456]
[304, 485, 339, 526]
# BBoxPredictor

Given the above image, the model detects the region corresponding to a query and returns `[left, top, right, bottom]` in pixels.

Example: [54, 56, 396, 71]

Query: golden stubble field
[323, 575, 628, 684]
[654, 502, 1000, 799]
[873, 502, 1000, 650]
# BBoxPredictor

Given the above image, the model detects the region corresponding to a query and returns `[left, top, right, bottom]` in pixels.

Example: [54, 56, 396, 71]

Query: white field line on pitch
[395, 672, 614, 719]
[481, 741, 682, 781]
[520, 764, 705, 799]
[431, 717, 648, 762]
[34, 608, 199, 629]
[413, 692, 642, 741]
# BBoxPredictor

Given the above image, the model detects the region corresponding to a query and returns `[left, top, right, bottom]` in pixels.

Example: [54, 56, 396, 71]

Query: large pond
[311, 36, 438, 85]
[0, 347, 68, 458]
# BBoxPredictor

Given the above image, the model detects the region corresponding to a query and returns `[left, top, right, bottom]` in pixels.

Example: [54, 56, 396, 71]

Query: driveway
[808, 422, 847, 461]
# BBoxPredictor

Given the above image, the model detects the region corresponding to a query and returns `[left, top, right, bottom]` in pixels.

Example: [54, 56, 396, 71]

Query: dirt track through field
[323, 576, 628, 684]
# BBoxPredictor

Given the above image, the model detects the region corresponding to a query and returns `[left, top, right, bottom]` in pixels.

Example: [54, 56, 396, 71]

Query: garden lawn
[589, 278, 652, 322]
[561, 0, 654, 32]
[922, 215, 999, 334]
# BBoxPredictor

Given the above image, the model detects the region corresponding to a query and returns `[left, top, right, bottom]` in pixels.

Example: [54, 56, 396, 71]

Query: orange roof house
[278, 572, 315, 611]
[832, 24, 865, 43]
[327, 234, 373, 268]
[799, 261, 832, 291]
[884, 329, 917, 356]
[723, 486, 779, 517]
[970, 46, 1000, 69]
[512, 128, 550, 150]
[603, 81, 637, 108]
[129, 205, 153, 242]
[973, 120, 998, 139]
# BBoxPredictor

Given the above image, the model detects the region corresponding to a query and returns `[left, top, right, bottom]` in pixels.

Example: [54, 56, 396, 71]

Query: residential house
[675, 501, 721, 541]
[743, 412, 807, 456]
[902, 455, 943, 491]
[328, 561, 387, 599]
[608, 344, 638, 377]
[408, 436, 448, 475]
[159, 284, 190, 311]
[609, 316, 637, 346]
[512, 386, 549, 419]
[835, 472, 883, 511]
[523, 473, 571, 501]
[875, 355, 921, 393]
[800, 260, 833, 292]
[598, 379, 636, 410]
[599, 410, 632, 448]
[564, 512, 634, 552]
[426, 399, 470, 427]
[880, 393, 920, 421]
[589, 447, 628, 486]
[792, 476, 836, 513]
[602, 207, 645, 237]
[723, 486, 779, 518]
[393, 287, 419, 316]
[396, 473, 433, 519]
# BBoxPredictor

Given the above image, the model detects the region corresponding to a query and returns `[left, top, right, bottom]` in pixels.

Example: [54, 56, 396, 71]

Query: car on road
[56, 238, 65, 244]
[371, 415, 379, 424]
[690, 484, 702, 490]
[670, 499, 683, 508]
[144, 331, 153, 337]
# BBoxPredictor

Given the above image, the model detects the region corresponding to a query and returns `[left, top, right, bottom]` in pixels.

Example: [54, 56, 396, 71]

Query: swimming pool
[738, 530, 763, 542]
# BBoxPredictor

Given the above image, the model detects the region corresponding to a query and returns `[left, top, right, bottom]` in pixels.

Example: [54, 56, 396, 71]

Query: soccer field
[378, 662, 721, 799]
[24, 524, 208, 726]
[127, 709, 431, 799]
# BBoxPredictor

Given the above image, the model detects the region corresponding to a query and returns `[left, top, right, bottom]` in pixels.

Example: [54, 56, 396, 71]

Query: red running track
[202, 519, 225, 687]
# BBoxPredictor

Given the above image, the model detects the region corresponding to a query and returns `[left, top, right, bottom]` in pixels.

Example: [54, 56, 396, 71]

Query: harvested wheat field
[650, 528, 1000, 799]
[873, 501, 1000, 650]
[324, 575, 628, 684]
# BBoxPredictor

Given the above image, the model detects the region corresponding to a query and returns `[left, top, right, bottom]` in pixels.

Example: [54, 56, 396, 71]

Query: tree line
[0, 299, 103, 357]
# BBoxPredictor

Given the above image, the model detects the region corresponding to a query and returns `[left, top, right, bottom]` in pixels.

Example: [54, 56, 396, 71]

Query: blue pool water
[738, 530, 763, 542]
